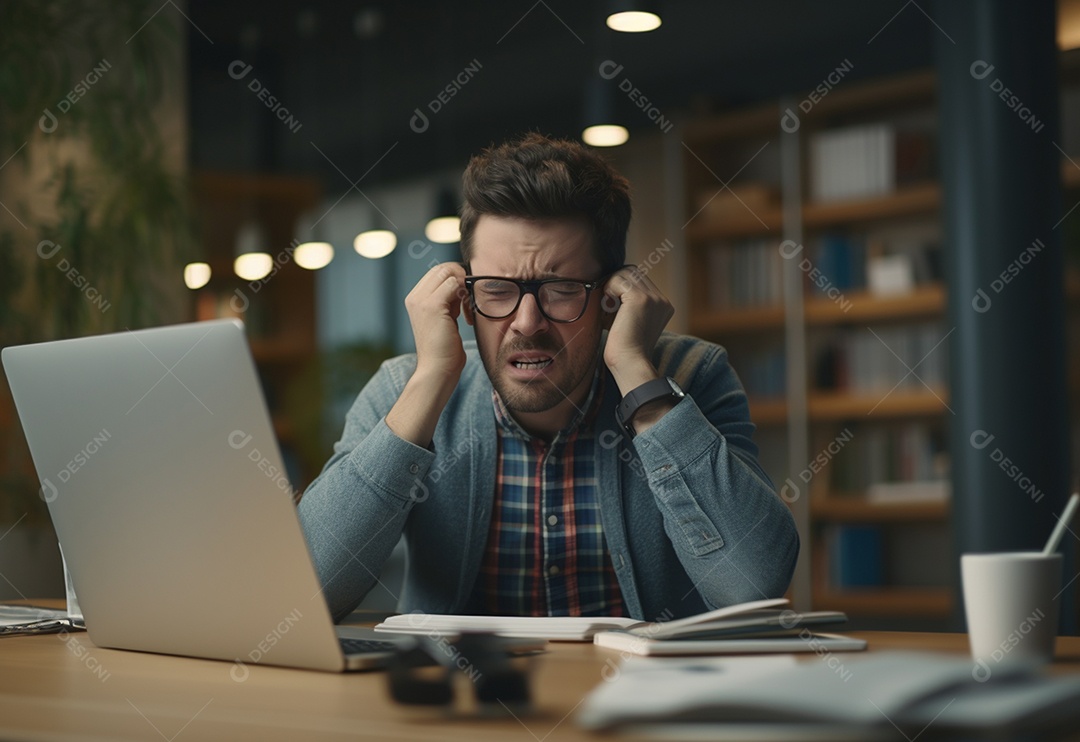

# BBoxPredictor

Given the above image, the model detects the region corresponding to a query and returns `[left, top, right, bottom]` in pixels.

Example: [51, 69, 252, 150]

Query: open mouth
[509, 355, 553, 371]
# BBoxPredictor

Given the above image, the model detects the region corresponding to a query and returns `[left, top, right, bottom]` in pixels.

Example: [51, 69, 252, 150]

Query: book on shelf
[814, 321, 949, 394]
[866, 479, 950, 504]
[810, 123, 896, 203]
[706, 238, 784, 310]
[739, 346, 786, 398]
[827, 422, 949, 493]
[828, 524, 884, 588]
[805, 232, 941, 302]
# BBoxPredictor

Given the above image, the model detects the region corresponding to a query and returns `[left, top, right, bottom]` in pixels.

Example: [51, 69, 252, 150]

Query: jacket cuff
[346, 418, 437, 507]
[631, 397, 717, 472]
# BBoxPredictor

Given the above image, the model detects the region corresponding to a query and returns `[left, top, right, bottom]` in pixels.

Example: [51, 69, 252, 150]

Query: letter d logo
[228, 60, 252, 80]
[598, 60, 623, 80]
[228, 430, 252, 450]
[972, 288, 992, 313]
[230, 289, 250, 313]
[970, 60, 995, 80]
[970, 429, 995, 450]
[39, 108, 59, 133]
[409, 477, 430, 503]
[409, 108, 429, 134]
[36, 240, 61, 259]
[780, 107, 800, 133]
[780, 478, 800, 503]
[778, 240, 803, 260]
[40, 478, 59, 503]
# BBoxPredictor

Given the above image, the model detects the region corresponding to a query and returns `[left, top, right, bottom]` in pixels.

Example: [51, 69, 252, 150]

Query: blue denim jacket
[298, 332, 799, 622]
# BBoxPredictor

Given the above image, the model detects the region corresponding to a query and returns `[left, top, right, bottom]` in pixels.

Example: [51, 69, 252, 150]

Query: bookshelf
[681, 70, 950, 623]
[189, 171, 322, 490]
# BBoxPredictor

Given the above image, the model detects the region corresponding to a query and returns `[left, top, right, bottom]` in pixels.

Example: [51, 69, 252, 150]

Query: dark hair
[459, 133, 631, 274]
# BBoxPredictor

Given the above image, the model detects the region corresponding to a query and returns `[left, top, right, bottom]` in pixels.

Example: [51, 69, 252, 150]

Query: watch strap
[616, 377, 684, 438]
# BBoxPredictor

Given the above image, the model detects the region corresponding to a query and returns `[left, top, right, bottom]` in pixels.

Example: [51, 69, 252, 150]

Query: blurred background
[2, 0, 1080, 631]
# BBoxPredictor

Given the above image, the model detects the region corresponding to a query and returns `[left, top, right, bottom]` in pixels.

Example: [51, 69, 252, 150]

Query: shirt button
[549, 565, 560, 576]
[547, 515, 558, 526]
[408, 463, 419, 474]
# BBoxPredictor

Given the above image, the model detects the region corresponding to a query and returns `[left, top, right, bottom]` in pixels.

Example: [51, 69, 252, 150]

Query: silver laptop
[2, 319, 403, 672]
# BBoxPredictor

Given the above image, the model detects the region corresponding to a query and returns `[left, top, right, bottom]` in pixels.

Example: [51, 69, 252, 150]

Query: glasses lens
[472, 279, 520, 318]
[538, 281, 588, 321]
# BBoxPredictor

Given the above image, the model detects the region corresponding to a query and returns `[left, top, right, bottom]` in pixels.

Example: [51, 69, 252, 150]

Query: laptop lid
[2, 320, 346, 671]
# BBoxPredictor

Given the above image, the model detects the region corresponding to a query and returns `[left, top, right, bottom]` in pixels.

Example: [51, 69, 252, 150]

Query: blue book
[831, 525, 884, 587]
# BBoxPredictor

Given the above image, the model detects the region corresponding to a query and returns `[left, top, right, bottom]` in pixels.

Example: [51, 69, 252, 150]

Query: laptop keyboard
[339, 637, 398, 656]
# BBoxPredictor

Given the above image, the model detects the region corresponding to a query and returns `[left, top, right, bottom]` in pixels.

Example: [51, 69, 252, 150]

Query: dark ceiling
[187, 0, 935, 192]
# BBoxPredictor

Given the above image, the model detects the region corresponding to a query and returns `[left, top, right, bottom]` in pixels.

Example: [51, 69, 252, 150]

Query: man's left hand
[602, 265, 674, 395]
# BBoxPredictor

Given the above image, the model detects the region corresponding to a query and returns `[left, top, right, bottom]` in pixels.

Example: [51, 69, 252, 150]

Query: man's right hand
[386, 262, 468, 447]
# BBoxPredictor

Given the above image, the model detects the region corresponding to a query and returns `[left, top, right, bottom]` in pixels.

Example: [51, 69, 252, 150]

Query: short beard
[480, 335, 595, 415]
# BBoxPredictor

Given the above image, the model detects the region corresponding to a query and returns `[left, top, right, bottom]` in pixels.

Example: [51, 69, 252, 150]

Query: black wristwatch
[616, 377, 685, 438]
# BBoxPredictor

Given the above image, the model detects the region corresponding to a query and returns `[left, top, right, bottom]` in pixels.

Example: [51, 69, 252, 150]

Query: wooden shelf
[806, 283, 944, 324]
[803, 183, 940, 230]
[747, 397, 789, 426]
[683, 104, 783, 143]
[808, 390, 949, 420]
[249, 338, 315, 364]
[689, 305, 786, 335]
[813, 587, 952, 618]
[811, 497, 949, 522]
[685, 209, 782, 241]
[801, 70, 936, 121]
[690, 284, 945, 336]
[1063, 158, 1080, 188]
[685, 183, 939, 242]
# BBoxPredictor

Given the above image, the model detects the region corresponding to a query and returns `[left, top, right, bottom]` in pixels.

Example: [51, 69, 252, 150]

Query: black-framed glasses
[464, 275, 604, 323]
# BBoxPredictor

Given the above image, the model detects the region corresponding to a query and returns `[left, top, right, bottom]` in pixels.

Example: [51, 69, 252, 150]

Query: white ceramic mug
[961, 552, 1061, 665]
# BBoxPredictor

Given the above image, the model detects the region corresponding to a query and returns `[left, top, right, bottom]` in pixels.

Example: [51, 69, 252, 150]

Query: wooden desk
[4, 627, 1080, 741]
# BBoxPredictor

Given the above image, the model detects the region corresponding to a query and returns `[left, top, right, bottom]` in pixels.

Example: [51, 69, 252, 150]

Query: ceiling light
[606, 1, 662, 32]
[354, 230, 397, 259]
[183, 262, 211, 290]
[294, 241, 334, 270]
[606, 10, 661, 32]
[234, 253, 273, 281]
[582, 124, 629, 147]
[425, 187, 461, 244]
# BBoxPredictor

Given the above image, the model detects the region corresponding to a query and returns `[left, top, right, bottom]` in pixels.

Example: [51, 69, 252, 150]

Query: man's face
[465, 214, 606, 421]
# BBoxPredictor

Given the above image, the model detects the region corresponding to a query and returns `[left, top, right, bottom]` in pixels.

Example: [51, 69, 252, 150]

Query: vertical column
[934, 0, 1073, 630]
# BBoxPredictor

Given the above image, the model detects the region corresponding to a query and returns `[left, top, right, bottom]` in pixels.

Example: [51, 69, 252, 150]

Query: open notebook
[374, 598, 854, 645]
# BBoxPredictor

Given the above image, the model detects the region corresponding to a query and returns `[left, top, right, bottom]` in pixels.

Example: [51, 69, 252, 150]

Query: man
[298, 133, 798, 622]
